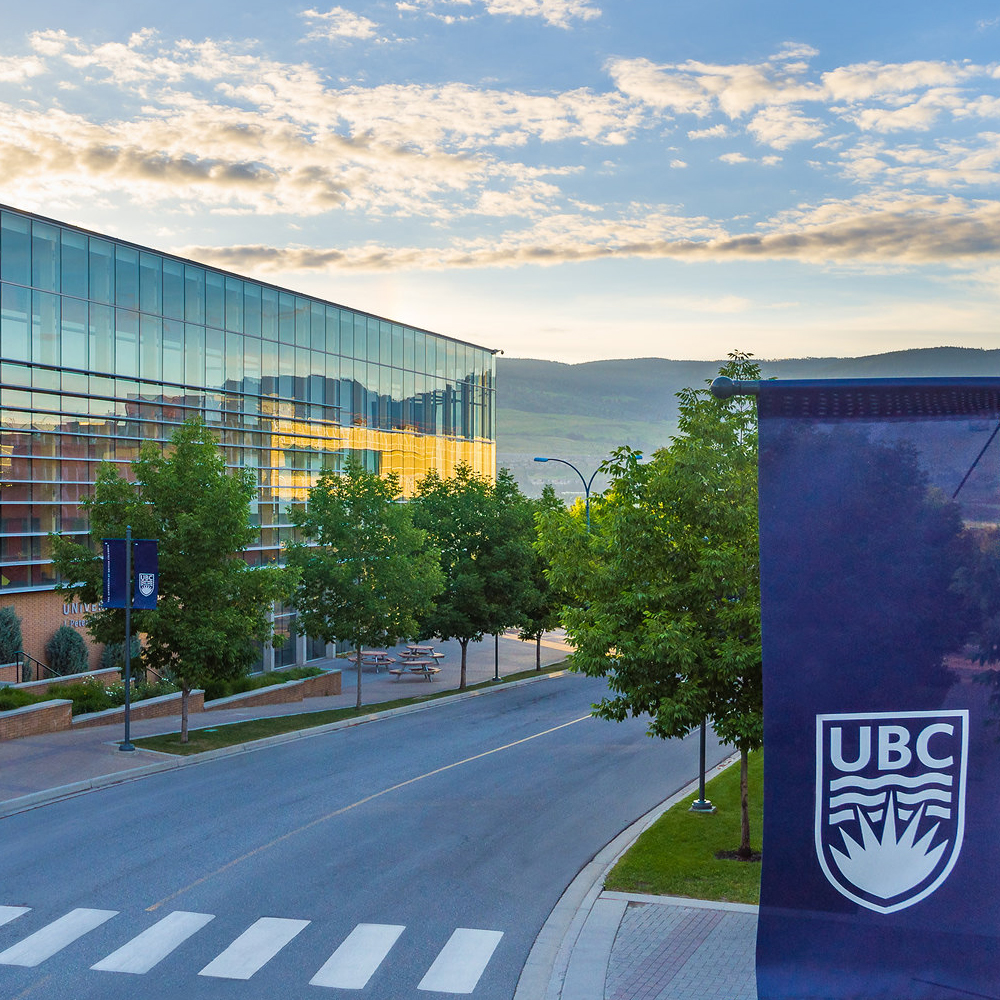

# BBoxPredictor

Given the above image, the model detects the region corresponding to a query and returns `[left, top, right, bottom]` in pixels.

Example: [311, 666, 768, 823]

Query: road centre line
[147, 713, 593, 912]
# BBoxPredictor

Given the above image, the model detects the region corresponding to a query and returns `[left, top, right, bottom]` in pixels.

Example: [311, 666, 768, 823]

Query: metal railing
[12, 651, 55, 684]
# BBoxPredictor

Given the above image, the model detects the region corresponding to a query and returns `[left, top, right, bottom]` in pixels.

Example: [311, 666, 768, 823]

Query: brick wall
[71, 690, 206, 730]
[1, 591, 104, 672]
[204, 680, 305, 711]
[301, 670, 342, 697]
[0, 700, 73, 741]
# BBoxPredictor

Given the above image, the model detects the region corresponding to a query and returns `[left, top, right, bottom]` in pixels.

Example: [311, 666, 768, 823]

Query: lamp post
[533, 456, 602, 532]
[689, 718, 716, 813]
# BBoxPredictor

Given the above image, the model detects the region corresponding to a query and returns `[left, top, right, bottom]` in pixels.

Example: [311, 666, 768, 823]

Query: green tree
[412, 465, 536, 689]
[45, 625, 89, 675]
[519, 485, 568, 669]
[539, 353, 762, 857]
[51, 418, 293, 742]
[287, 458, 443, 710]
[0, 607, 23, 664]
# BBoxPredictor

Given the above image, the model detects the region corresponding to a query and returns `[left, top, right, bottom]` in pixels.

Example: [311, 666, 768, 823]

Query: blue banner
[131, 539, 158, 610]
[102, 537, 158, 609]
[756, 380, 1000, 1000]
[102, 539, 128, 608]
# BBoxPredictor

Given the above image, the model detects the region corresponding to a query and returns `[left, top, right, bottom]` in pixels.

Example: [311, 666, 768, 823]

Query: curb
[514, 750, 741, 1000]
[0, 669, 569, 820]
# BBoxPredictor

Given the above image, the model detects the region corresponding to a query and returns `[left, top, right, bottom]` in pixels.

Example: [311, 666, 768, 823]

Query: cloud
[747, 106, 824, 148]
[688, 123, 730, 139]
[179, 194, 1000, 274]
[0, 30, 647, 222]
[397, 0, 599, 28]
[300, 7, 380, 41]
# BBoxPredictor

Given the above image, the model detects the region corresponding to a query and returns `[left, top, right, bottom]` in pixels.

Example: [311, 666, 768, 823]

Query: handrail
[14, 651, 55, 683]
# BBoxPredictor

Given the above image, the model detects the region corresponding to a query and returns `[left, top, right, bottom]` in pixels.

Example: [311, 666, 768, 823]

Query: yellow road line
[147, 713, 593, 912]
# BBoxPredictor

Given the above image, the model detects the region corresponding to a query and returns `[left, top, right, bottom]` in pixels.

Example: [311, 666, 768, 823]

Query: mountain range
[497, 346, 1000, 498]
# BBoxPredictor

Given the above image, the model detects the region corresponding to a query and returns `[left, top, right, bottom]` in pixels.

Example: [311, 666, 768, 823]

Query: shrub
[44, 626, 89, 676]
[0, 607, 23, 664]
[0, 688, 46, 712]
[202, 665, 323, 701]
[101, 637, 143, 681]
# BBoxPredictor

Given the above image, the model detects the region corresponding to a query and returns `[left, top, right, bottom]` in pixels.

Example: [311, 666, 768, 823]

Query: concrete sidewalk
[517, 763, 759, 1000]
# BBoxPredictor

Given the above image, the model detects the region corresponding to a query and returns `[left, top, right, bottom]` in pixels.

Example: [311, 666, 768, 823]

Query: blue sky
[1, 0, 999, 362]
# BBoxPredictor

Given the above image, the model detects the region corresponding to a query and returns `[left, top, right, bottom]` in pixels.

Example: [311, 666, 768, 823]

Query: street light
[689, 718, 716, 813]
[533, 456, 601, 532]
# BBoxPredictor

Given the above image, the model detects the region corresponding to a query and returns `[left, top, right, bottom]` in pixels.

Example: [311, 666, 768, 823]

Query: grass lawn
[604, 751, 763, 905]
[131, 662, 569, 756]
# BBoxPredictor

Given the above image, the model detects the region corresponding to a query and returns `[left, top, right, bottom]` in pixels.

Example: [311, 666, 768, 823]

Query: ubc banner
[102, 537, 158, 610]
[755, 379, 1000, 1000]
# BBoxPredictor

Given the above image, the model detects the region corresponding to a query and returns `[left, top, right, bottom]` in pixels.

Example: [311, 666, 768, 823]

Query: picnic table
[345, 650, 396, 672]
[400, 646, 444, 660]
[388, 659, 441, 681]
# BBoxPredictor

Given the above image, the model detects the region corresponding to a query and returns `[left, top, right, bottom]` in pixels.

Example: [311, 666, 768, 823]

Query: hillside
[498, 346, 1000, 498]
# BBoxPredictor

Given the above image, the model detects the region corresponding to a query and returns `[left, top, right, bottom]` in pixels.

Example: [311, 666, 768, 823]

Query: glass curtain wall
[0, 207, 497, 658]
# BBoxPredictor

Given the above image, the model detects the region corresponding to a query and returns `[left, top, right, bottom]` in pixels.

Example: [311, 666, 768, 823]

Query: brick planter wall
[16, 668, 121, 697]
[0, 700, 73, 741]
[204, 680, 305, 712]
[301, 670, 341, 697]
[72, 690, 206, 730]
[0, 664, 18, 685]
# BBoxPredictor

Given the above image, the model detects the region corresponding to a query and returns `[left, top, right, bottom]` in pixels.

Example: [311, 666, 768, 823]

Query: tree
[412, 465, 536, 689]
[45, 625, 89, 675]
[519, 485, 568, 669]
[538, 353, 762, 858]
[287, 458, 443, 710]
[51, 418, 293, 742]
[0, 607, 22, 664]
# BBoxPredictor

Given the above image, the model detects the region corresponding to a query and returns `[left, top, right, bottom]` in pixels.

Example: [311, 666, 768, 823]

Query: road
[0, 672, 727, 998]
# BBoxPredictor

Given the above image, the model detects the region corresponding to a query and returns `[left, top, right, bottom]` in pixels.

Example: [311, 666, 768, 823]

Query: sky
[1, 1, 999, 363]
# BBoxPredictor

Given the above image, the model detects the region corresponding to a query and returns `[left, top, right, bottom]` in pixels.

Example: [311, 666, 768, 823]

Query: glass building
[0, 204, 496, 668]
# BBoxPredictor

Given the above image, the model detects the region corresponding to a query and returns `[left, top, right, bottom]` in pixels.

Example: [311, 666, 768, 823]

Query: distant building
[0, 205, 496, 669]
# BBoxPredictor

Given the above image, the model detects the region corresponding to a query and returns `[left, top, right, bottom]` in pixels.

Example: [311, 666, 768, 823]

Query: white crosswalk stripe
[0, 907, 30, 929]
[0, 908, 118, 967]
[418, 928, 504, 994]
[309, 922, 405, 989]
[0, 903, 506, 990]
[91, 910, 215, 974]
[198, 916, 310, 980]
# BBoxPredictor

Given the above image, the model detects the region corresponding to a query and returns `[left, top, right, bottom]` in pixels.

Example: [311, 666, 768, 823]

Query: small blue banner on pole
[755, 379, 1000, 1000]
[102, 539, 128, 608]
[131, 539, 158, 609]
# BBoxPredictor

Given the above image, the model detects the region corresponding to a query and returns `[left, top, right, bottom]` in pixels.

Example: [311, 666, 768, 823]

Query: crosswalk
[0, 904, 504, 993]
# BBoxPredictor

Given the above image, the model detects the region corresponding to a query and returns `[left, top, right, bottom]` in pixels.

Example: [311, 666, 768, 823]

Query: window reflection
[0, 207, 496, 597]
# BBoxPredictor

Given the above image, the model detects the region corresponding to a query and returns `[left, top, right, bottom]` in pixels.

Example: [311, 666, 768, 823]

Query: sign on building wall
[753, 379, 1000, 1000]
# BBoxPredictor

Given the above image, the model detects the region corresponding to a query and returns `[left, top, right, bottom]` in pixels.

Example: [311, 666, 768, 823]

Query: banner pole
[120, 525, 135, 752]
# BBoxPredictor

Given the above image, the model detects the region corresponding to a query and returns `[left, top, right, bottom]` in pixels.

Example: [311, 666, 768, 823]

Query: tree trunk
[536, 634, 541, 670]
[738, 748, 751, 859]
[459, 639, 468, 689]
[181, 685, 190, 744]
[355, 641, 363, 711]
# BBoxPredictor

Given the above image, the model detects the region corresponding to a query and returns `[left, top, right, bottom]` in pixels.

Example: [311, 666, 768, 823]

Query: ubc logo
[137, 573, 155, 598]
[815, 710, 968, 914]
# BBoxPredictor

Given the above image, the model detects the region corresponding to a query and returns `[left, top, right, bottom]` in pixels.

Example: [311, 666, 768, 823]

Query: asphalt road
[0, 672, 727, 999]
